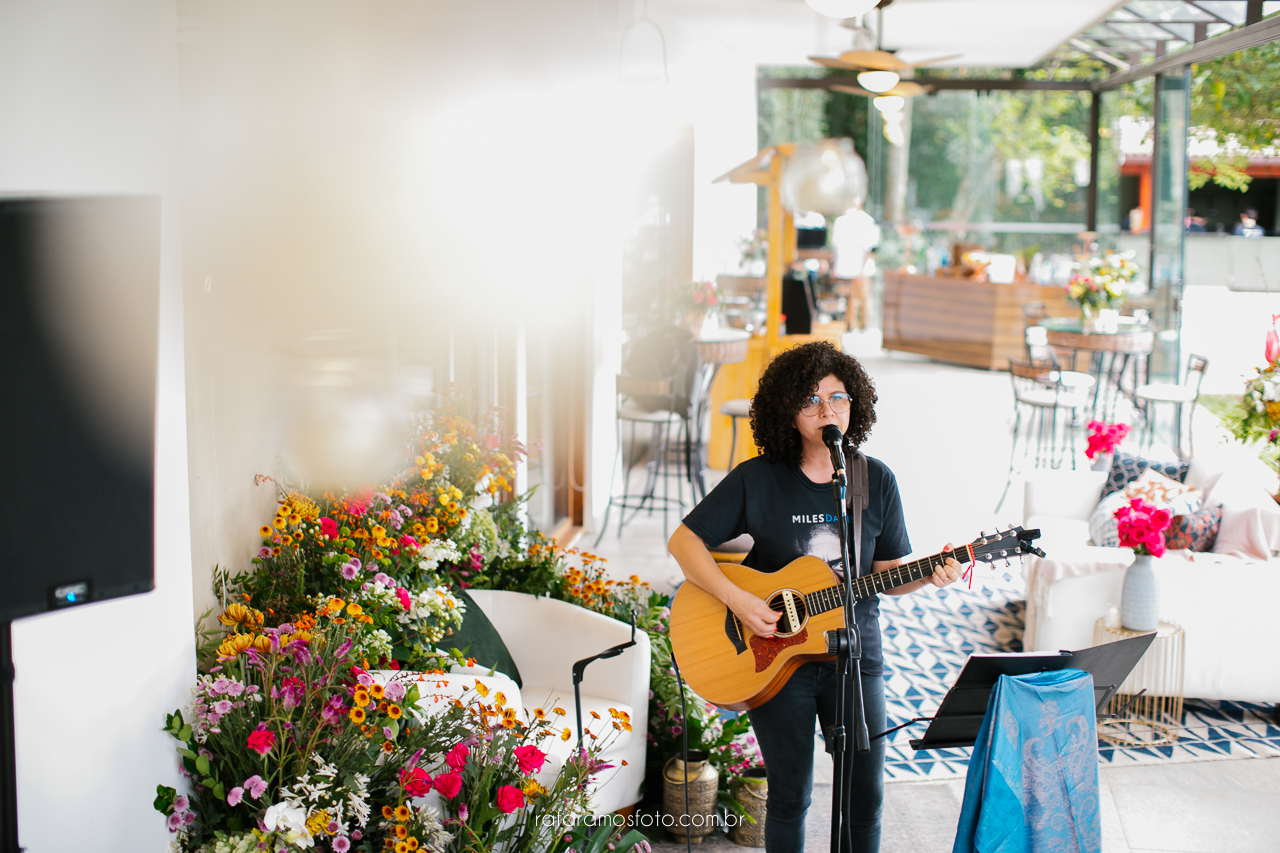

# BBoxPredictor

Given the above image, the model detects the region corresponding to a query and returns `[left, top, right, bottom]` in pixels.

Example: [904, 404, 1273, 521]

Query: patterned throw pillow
[1166, 504, 1225, 551]
[1123, 469, 1200, 516]
[1087, 490, 1132, 547]
[1101, 452, 1190, 498]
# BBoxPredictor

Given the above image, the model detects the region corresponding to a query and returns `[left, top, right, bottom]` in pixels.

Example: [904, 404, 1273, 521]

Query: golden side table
[1092, 618, 1185, 746]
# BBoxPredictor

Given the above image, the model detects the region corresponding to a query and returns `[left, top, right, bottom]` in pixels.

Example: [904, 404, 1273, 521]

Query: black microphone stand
[821, 425, 867, 853]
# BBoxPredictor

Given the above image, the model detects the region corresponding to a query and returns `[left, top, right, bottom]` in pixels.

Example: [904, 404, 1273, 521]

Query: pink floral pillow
[1165, 504, 1223, 552]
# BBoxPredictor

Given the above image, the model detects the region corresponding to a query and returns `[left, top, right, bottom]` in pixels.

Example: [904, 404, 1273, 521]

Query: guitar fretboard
[804, 544, 974, 616]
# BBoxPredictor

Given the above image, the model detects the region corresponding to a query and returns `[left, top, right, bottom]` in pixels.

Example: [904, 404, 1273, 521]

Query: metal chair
[594, 375, 692, 546]
[996, 359, 1091, 512]
[1135, 354, 1208, 462]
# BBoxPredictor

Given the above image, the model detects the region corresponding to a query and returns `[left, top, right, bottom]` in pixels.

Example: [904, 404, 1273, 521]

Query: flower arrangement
[1067, 251, 1138, 313]
[734, 228, 768, 267]
[1220, 318, 1280, 493]
[1114, 497, 1172, 558]
[1084, 420, 1131, 460]
[671, 281, 721, 320]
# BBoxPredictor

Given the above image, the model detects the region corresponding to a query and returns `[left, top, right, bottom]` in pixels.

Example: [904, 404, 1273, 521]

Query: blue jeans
[747, 663, 886, 853]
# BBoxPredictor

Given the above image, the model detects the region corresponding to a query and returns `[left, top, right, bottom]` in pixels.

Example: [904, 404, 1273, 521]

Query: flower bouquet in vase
[1068, 251, 1136, 332]
[1085, 420, 1130, 472]
[1220, 318, 1280, 501]
[1114, 497, 1171, 631]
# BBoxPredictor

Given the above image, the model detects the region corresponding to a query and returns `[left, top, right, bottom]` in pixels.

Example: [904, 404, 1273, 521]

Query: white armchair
[465, 590, 650, 814]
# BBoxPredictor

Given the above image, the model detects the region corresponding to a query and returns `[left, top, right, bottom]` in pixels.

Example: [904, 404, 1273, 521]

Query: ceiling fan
[807, 0, 961, 99]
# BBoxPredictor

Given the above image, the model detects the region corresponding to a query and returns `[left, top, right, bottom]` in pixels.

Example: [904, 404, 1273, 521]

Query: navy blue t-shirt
[681, 454, 911, 676]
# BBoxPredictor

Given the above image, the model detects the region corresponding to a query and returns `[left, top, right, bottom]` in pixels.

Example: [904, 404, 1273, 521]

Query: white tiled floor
[595, 344, 1280, 853]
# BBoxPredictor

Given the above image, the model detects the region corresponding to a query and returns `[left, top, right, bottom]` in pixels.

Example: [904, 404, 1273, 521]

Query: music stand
[909, 633, 1157, 750]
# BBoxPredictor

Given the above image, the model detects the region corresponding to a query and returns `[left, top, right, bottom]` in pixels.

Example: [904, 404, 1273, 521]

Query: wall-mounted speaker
[0, 197, 158, 622]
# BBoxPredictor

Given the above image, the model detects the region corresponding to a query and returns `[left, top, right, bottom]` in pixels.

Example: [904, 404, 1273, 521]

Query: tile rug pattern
[876, 565, 1280, 780]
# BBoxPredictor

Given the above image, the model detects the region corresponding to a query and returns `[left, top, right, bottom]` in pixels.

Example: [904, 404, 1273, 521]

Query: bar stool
[720, 398, 752, 470]
[693, 329, 750, 494]
[595, 375, 691, 546]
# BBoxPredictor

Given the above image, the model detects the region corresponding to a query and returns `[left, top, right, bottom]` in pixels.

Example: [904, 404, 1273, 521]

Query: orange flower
[560, 727, 572, 741]
[473, 681, 490, 698]
[382, 740, 395, 753]
[394, 804, 411, 821]
[327, 598, 345, 613]
[395, 824, 408, 839]
[552, 707, 567, 716]
[382, 805, 395, 820]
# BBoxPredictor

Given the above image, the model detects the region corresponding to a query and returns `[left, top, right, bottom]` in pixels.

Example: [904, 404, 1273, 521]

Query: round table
[1041, 317, 1154, 421]
[1092, 617, 1185, 747]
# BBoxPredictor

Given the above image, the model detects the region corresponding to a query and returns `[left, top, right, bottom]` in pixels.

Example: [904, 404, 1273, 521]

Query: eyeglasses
[799, 393, 852, 416]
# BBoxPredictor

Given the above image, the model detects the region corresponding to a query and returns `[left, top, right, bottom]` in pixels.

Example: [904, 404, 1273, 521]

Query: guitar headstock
[968, 527, 1045, 565]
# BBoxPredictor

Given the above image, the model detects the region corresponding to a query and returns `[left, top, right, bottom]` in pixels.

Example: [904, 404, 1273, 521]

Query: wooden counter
[882, 273, 1076, 370]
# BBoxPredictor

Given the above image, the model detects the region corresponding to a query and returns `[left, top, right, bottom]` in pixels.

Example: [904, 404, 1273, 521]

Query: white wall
[0, 1, 194, 851]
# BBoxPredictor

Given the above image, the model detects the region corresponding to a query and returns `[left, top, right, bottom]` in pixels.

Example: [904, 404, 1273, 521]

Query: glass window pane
[1207, 21, 1233, 35]
[1125, 1, 1216, 21]
[1266, 1, 1280, 16]
[1193, 1, 1248, 25]
[1110, 22, 1185, 38]
[1159, 22, 1197, 40]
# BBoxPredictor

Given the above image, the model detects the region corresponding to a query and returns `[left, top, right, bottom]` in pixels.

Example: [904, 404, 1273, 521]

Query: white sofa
[1021, 450, 1280, 704]
[380, 590, 651, 814]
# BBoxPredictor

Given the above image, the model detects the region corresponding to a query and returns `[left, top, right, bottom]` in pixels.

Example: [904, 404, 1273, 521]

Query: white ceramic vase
[1120, 552, 1160, 632]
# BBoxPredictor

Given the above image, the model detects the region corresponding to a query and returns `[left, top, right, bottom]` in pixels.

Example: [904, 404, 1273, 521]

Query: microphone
[822, 424, 845, 476]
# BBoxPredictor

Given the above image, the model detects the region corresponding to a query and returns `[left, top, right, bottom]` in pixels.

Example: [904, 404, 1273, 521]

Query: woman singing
[668, 340, 963, 853]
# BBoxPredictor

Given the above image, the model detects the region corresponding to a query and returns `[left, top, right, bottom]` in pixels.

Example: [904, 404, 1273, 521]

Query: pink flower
[247, 725, 275, 755]
[384, 680, 407, 703]
[167, 813, 182, 832]
[514, 744, 548, 775]
[340, 563, 358, 581]
[226, 787, 243, 807]
[396, 588, 412, 611]
[496, 785, 525, 814]
[173, 795, 189, 813]
[446, 743, 470, 771]
[434, 771, 463, 799]
[1267, 329, 1280, 365]
[258, 547, 272, 558]
[332, 838, 351, 853]
[214, 700, 233, 715]
[374, 572, 392, 587]
[399, 534, 418, 550]
[320, 517, 339, 540]
[1085, 420, 1130, 460]
[244, 775, 268, 799]
[400, 767, 433, 797]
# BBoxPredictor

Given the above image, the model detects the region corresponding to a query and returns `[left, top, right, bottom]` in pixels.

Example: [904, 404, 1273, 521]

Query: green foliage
[1187, 41, 1280, 192]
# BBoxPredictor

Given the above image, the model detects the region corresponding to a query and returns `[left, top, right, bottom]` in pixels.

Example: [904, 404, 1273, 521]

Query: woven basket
[728, 770, 767, 847]
[663, 753, 719, 843]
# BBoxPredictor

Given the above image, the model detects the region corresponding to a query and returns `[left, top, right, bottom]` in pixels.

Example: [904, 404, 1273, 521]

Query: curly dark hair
[749, 340, 877, 467]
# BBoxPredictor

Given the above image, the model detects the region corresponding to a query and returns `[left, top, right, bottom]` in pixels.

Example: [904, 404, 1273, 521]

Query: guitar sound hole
[768, 590, 808, 636]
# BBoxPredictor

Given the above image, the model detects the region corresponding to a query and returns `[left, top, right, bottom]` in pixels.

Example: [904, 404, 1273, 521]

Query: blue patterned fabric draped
[952, 669, 1100, 853]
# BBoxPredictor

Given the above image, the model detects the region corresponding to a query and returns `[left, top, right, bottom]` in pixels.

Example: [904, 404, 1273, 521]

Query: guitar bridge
[724, 609, 747, 655]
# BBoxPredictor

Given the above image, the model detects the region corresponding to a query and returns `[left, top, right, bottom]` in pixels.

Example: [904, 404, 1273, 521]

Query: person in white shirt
[830, 210, 880, 330]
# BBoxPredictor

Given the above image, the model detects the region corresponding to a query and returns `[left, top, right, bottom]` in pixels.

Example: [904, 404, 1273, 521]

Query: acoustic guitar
[668, 527, 1043, 711]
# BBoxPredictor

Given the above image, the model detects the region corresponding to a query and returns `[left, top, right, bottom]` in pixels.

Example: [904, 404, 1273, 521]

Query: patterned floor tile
[879, 565, 1280, 781]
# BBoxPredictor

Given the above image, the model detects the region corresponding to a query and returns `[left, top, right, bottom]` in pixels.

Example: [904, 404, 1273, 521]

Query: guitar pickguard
[748, 628, 808, 673]
[724, 609, 747, 655]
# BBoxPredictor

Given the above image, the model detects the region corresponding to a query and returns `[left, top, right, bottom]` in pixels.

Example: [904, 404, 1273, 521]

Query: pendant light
[856, 70, 900, 92]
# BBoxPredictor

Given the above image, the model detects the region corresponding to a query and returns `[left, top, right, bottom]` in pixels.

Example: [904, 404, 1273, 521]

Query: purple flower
[352, 830, 362, 841]
[357, 672, 374, 687]
[340, 563, 358, 580]
[212, 678, 230, 695]
[166, 813, 182, 832]
[334, 639, 352, 661]
[183, 812, 195, 826]
[258, 547, 272, 558]
[332, 836, 351, 852]
[214, 700, 233, 715]
[244, 775, 268, 799]
[226, 682, 245, 697]
[458, 804, 469, 821]
[384, 681, 407, 703]
[173, 795, 189, 813]
[374, 572, 392, 587]
[327, 821, 339, 834]
[226, 787, 243, 807]
[383, 726, 394, 739]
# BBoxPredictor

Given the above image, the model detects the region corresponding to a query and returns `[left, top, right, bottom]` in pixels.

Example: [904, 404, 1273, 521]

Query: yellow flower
[387, 704, 403, 720]
[395, 842, 409, 853]
[371, 525, 386, 538]
[259, 525, 272, 537]
[473, 681, 490, 698]
[382, 740, 394, 753]
[370, 684, 385, 700]
[394, 804, 411, 822]
[251, 635, 273, 653]
[304, 810, 330, 836]
[288, 513, 301, 526]
[216, 633, 254, 659]
[395, 824, 409, 839]
[382, 805, 395, 820]
[407, 839, 420, 852]
[272, 516, 287, 530]
[552, 707, 567, 716]
[533, 708, 546, 720]
[218, 603, 265, 630]
[494, 692, 507, 708]
[560, 727, 572, 741]
[327, 598, 345, 613]
[349, 707, 366, 724]
[346, 603, 364, 618]
[354, 689, 371, 708]
[501, 707, 519, 728]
